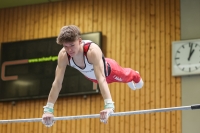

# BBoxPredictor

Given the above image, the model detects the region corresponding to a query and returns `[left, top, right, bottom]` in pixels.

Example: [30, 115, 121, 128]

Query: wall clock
[172, 39, 200, 76]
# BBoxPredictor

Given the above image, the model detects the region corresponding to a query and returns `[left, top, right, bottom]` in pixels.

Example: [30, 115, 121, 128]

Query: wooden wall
[0, 0, 181, 133]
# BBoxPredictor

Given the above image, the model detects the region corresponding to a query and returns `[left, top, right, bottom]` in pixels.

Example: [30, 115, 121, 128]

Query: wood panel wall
[0, 0, 181, 133]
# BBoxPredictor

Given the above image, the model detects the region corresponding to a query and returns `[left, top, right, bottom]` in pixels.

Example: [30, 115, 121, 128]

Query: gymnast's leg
[105, 58, 144, 90]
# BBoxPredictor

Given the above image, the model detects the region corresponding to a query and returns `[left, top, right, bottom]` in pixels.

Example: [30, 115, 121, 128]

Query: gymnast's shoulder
[57, 48, 69, 66]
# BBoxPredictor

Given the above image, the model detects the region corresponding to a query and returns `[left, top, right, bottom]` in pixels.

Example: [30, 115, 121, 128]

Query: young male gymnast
[42, 25, 144, 127]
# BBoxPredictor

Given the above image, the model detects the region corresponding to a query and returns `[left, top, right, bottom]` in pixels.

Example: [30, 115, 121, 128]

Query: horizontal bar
[0, 104, 200, 124]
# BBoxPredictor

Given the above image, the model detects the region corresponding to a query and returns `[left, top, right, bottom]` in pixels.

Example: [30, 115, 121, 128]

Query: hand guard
[42, 102, 55, 127]
[100, 99, 114, 124]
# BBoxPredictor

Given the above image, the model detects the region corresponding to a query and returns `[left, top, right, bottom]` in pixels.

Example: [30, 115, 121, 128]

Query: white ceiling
[0, 0, 62, 9]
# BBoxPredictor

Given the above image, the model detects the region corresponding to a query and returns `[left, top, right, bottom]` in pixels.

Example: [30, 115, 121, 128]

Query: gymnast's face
[63, 38, 82, 57]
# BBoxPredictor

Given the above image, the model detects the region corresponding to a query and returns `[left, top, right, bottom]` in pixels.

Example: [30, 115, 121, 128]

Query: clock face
[175, 42, 200, 72]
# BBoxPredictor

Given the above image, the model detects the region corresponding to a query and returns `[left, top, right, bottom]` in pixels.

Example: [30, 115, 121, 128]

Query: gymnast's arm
[47, 48, 68, 104]
[42, 48, 68, 127]
[87, 44, 112, 100]
[44, 48, 68, 116]
[87, 43, 114, 123]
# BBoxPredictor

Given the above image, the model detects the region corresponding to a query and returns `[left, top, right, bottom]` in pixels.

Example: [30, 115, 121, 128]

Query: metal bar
[0, 104, 200, 124]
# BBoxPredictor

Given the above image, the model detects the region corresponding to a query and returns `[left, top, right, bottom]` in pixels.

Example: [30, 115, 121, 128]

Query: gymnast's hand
[100, 108, 114, 124]
[42, 112, 55, 127]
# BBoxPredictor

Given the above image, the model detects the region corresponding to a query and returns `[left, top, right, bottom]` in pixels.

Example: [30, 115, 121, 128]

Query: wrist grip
[104, 99, 115, 110]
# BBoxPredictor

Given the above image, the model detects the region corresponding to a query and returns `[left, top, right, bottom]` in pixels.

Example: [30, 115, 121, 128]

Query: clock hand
[191, 49, 195, 56]
[188, 49, 195, 61]
[188, 42, 194, 61]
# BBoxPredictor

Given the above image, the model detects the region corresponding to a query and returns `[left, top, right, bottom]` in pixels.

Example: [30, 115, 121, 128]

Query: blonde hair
[56, 25, 81, 45]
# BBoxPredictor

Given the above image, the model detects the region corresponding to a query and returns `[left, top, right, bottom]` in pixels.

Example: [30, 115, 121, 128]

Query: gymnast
[42, 25, 144, 127]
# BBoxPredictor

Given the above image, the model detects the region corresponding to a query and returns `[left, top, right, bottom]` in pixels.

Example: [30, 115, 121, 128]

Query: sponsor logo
[82, 69, 94, 73]
[113, 75, 122, 81]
